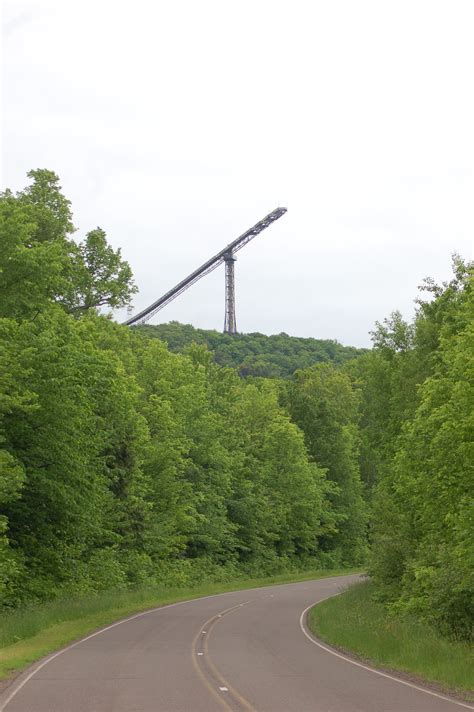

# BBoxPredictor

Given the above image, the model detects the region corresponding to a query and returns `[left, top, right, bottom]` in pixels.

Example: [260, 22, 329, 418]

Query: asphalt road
[1, 574, 471, 712]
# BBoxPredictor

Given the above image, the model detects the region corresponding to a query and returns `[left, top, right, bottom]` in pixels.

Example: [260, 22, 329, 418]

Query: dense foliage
[351, 259, 473, 641]
[0, 171, 471, 645]
[0, 172, 365, 609]
[135, 322, 365, 377]
[282, 365, 367, 564]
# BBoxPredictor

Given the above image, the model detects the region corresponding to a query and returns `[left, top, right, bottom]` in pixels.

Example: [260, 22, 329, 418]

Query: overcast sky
[2, 0, 473, 346]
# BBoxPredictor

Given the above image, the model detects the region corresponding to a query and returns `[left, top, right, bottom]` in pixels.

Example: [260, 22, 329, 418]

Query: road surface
[1, 574, 471, 712]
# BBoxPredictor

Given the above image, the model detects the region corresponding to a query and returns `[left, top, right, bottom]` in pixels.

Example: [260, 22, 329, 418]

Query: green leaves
[135, 322, 366, 377]
[61, 228, 137, 314]
[0, 170, 136, 321]
[0, 194, 70, 319]
[284, 364, 367, 564]
[368, 260, 473, 640]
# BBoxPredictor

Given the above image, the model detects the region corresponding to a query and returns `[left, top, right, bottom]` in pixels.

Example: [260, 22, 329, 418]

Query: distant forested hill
[134, 322, 367, 377]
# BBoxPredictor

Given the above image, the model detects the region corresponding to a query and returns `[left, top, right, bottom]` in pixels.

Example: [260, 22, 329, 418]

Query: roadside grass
[0, 567, 361, 681]
[308, 580, 474, 699]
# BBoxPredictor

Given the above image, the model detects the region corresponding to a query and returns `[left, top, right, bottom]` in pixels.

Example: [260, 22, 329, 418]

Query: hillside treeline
[355, 259, 473, 641]
[0, 171, 366, 608]
[136, 323, 365, 377]
[1, 171, 472, 643]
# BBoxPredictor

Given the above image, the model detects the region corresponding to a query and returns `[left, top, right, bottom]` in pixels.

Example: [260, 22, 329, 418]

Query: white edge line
[0, 588, 259, 712]
[299, 597, 474, 711]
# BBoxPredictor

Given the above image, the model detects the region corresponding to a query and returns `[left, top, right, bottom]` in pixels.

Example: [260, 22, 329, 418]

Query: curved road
[1, 575, 471, 712]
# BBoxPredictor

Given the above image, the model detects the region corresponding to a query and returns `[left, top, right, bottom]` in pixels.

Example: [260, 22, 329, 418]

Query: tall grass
[308, 580, 474, 698]
[0, 586, 173, 648]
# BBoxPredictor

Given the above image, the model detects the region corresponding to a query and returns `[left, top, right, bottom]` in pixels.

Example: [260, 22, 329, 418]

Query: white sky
[2, 0, 473, 346]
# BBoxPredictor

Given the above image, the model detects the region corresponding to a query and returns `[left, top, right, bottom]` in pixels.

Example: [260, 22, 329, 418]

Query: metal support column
[123, 208, 287, 327]
[224, 252, 237, 334]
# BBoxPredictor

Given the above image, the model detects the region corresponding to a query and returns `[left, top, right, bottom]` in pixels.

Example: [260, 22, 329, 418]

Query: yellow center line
[191, 600, 259, 712]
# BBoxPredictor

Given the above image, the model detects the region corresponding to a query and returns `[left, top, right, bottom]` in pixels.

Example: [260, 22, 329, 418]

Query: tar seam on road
[192, 600, 257, 712]
[299, 599, 474, 711]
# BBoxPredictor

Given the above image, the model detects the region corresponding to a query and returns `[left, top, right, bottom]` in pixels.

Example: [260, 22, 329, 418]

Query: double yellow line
[191, 600, 258, 712]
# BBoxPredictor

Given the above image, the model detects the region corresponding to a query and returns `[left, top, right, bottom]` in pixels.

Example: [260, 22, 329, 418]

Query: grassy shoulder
[308, 580, 474, 699]
[0, 567, 360, 682]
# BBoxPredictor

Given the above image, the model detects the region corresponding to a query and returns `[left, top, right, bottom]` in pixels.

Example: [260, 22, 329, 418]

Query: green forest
[136, 323, 366, 377]
[0, 171, 472, 645]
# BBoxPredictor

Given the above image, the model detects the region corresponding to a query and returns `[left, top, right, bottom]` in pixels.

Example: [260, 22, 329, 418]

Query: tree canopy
[0, 169, 136, 321]
[135, 322, 366, 378]
[0, 171, 471, 644]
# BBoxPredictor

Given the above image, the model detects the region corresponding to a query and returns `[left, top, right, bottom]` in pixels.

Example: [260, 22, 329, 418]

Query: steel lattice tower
[124, 208, 287, 332]
[223, 252, 237, 334]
